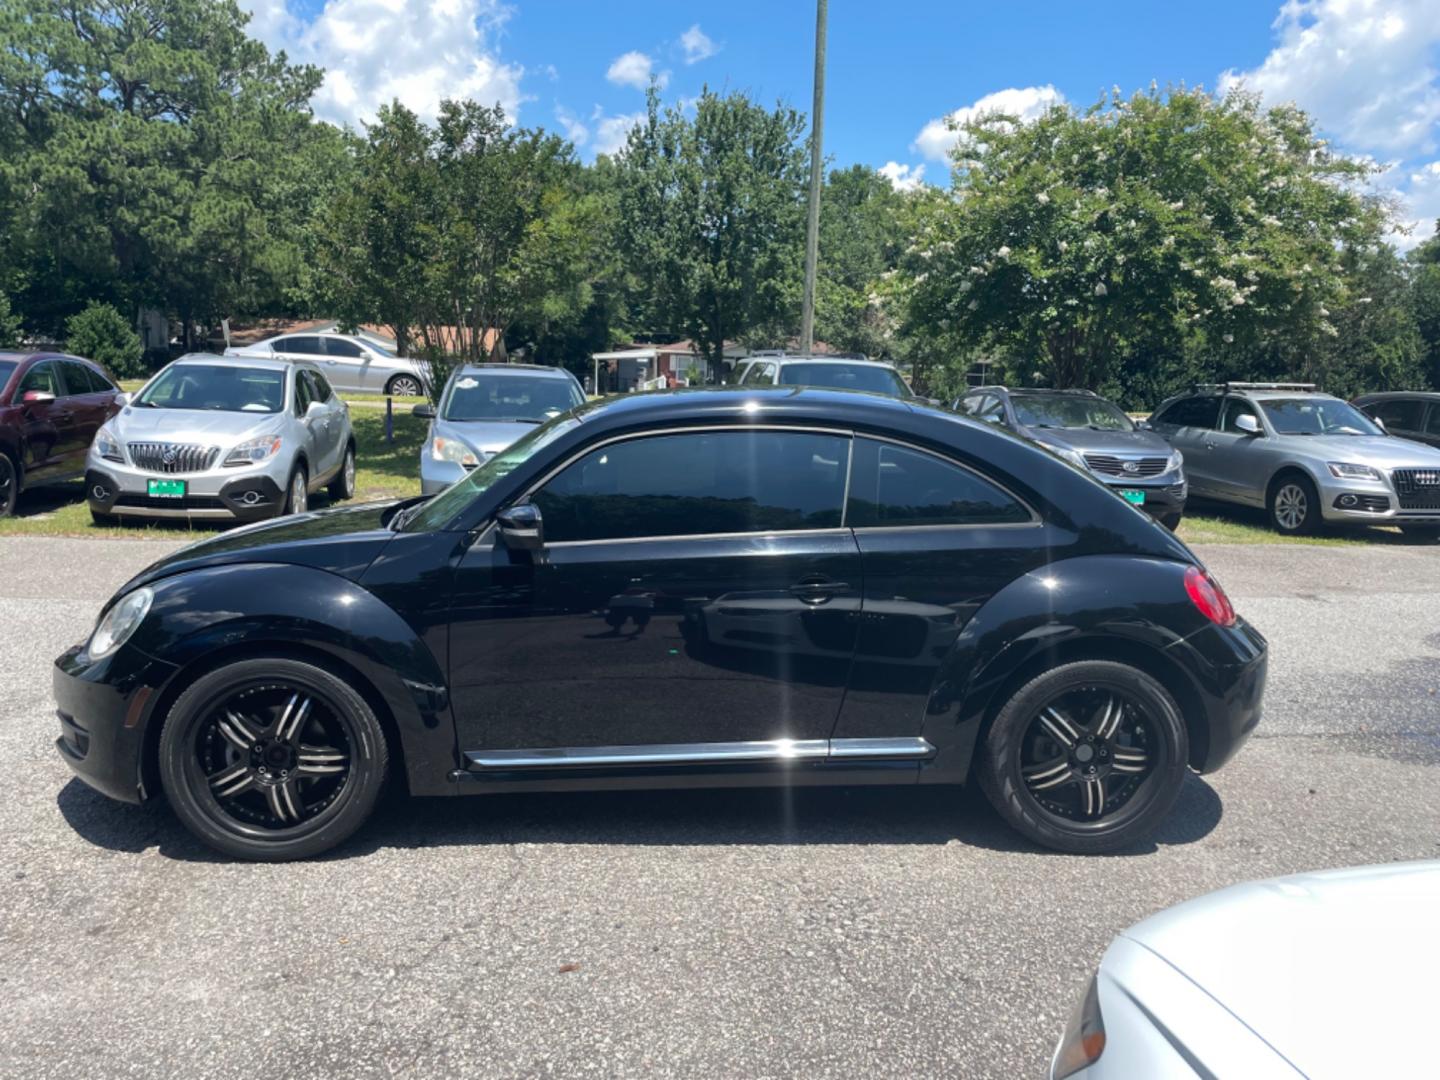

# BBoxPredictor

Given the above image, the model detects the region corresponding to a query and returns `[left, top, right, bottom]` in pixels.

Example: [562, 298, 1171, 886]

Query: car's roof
[1354, 390, 1440, 401]
[574, 386, 925, 428]
[769, 357, 900, 370]
[0, 350, 93, 365]
[1169, 387, 1345, 403]
[453, 363, 574, 378]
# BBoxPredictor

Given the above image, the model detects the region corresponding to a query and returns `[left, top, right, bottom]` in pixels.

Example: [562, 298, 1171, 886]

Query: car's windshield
[775, 363, 911, 396]
[403, 415, 583, 531]
[443, 373, 582, 422]
[134, 364, 285, 412]
[1012, 395, 1134, 431]
[1261, 398, 1382, 436]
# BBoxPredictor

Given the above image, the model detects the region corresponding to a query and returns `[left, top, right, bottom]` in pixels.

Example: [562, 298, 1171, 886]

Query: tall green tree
[1411, 224, 1440, 388]
[616, 87, 808, 372]
[813, 164, 909, 358]
[902, 86, 1387, 401]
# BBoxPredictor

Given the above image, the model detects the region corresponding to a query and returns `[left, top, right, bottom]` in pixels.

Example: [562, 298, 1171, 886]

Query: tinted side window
[532, 430, 850, 542]
[1426, 406, 1440, 437]
[293, 370, 313, 415]
[324, 338, 364, 358]
[1220, 398, 1259, 434]
[1155, 396, 1221, 429]
[61, 361, 105, 395]
[282, 336, 324, 356]
[86, 364, 117, 393]
[977, 396, 1006, 424]
[16, 361, 60, 399]
[848, 438, 1031, 528]
[308, 370, 333, 402]
[1366, 398, 1423, 431]
[743, 363, 777, 386]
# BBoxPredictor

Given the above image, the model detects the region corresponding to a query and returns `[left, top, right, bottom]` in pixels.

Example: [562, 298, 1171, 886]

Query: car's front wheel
[976, 660, 1188, 853]
[1157, 512, 1182, 531]
[158, 657, 389, 860]
[284, 464, 308, 515]
[1400, 525, 1440, 543]
[1268, 474, 1320, 534]
[0, 454, 18, 518]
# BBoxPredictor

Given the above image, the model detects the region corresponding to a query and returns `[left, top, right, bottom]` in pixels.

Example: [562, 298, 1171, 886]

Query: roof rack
[1192, 381, 1318, 393]
[741, 349, 872, 362]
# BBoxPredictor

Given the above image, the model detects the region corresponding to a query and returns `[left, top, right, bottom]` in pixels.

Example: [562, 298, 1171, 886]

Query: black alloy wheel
[0, 454, 17, 518]
[977, 660, 1187, 853]
[159, 658, 388, 860]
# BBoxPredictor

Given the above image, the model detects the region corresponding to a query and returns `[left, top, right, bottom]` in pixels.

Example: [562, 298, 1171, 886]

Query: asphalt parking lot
[1, 535, 1437, 1079]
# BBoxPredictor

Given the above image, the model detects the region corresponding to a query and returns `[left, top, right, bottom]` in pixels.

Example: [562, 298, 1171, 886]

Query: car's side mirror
[1234, 414, 1261, 435]
[22, 390, 55, 405]
[306, 400, 326, 418]
[114, 391, 132, 407]
[1372, 415, 1387, 432]
[412, 403, 436, 419]
[1135, 419, 1152, 431]
[496, 503, 544, 551]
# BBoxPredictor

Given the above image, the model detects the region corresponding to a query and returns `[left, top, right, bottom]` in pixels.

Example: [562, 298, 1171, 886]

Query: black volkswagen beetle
[54, 388, 1267, 860]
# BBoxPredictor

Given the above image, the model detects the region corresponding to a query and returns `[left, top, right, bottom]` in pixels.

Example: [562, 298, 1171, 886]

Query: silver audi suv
[1148, 382, 1440, 537]
[86, 354, 355, 525]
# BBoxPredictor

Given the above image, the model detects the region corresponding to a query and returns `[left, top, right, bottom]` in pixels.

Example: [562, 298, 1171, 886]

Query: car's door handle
[1203, 441, 1217, 450]
[789, 579, 850, 604]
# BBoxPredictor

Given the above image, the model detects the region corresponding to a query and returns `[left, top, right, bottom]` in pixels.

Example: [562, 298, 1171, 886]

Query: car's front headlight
[1052, 973, 1106, 1079]
[224, 434, 282, 467]
[88, 588, 153, 659]
[431, 436, 479, 467]
[95, 425, 125, 463]
[1166, 449, 1184, 473]
[1327, 462, 1380, 480]
[1048, 444, 1088, 470]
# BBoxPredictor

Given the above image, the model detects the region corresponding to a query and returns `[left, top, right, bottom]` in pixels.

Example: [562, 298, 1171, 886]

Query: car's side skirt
[464, 737, 934, 770]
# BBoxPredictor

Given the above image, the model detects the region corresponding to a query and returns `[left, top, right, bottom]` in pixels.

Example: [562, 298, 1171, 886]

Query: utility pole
[799, 0, 828, 356]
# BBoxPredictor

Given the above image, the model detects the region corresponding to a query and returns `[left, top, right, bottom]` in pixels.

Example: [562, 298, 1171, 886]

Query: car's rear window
[775, 363, 910, 397]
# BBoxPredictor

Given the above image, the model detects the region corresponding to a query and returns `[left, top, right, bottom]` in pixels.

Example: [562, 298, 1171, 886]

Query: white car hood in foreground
[1120, 859, 1439, 1078]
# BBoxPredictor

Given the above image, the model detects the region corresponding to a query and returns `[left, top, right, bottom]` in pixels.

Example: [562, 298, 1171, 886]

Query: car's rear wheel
[1268, 474, 1320, 535]
[285, 463, 308, 515]
[976, 661, 1188, 853]
[158, 658, 389, 860]
[328, 444, 356, 501]
[385, 374, 422, 398]
[1400, 525, 1440, 542]
[1158, 512, 1182, 531]
[0, 454, 17, 518]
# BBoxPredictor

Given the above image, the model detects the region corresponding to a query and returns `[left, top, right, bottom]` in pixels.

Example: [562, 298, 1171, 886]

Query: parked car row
[225, 330, 428, 397]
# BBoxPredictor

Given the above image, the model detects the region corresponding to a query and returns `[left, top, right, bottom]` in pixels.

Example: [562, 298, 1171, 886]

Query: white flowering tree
[903, 86, 1387, 395]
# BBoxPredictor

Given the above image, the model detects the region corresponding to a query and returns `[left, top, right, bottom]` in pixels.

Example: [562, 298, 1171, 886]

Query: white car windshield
[1261, 398, 1382, 436]
[134, 365, 284, 413]
[443, 374, 582, 422]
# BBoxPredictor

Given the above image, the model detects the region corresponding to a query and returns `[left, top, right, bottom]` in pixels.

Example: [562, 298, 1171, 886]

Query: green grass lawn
[0, 406, 425, 538]
[1176, 501, 1413, 546]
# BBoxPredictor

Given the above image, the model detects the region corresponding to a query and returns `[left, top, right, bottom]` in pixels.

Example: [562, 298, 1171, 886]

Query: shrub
[0, 294, 20, 349]
[66, 302, 144, 379]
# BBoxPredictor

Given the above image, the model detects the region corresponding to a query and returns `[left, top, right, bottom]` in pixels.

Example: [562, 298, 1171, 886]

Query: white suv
[226, 332, 427, 397]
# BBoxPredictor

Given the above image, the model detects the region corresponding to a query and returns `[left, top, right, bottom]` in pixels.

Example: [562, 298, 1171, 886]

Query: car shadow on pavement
[57, 772, 1223, 862]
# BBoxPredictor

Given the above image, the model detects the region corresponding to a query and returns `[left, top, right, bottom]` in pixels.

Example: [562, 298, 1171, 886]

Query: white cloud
[239, 0, 523, 128]
[878, 161, 927, 192]
[1219, 0, 1440, 157]
[913, 85, 1065, 162]
[1382, 161, 1440, 248]
[594, 111, 646, 156]
[554, 106, 588, 147]
[606, 50, 667, 91]
[680, 24, 719, 65]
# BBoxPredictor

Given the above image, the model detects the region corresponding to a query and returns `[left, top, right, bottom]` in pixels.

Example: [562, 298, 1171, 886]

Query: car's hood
[115, 500, 402, 597]
[1025, 426, 1174, 456]
[434, 418, 543, 455]
[109, 406, 281, 443]
[1121, 859, 1440, 1079]
[1272, 433, 1440, 468]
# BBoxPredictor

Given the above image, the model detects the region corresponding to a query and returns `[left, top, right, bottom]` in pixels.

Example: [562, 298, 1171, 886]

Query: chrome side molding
[465, 737, 933, 771]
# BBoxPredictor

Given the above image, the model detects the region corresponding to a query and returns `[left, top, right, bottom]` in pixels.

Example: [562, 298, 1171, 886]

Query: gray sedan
[1052, 860, 1436, 1078]
[415, 363, 585, 494]
[1149, 383, 1440, 536]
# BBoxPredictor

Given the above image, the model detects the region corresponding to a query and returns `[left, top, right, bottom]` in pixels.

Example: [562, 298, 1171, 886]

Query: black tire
[90, 508, 117, 526]
[976, 660, 1188, 854]
[328, 443, 356, 501]
[284, 462, 308, 515]
[1400, 525, 1440, 543]
[1267, 473, 1321, 535]
[1157, 512, 1182, 531]
[0, 454, 18, 518]
[158, 657, 389, 861]
[385, 374, 423, 398]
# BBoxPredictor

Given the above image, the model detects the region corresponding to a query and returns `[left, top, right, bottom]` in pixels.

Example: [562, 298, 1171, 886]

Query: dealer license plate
[1118, 489, 1146, 506]
[147, 478, 186, 499]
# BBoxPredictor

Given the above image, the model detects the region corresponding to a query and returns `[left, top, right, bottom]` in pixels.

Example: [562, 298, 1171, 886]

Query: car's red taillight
[1184, 565, 1236, 627]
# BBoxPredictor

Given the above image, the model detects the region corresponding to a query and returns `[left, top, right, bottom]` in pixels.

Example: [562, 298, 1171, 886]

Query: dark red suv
[0, 352, 122, 517]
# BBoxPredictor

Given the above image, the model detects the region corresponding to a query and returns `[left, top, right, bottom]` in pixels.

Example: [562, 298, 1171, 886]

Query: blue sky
[245, 0, 1440, 244]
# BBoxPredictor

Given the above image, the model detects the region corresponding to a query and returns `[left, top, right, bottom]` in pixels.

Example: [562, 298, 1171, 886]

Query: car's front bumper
[419, 455, 478, 496]
[1316, 472, 1440, 525]
[86, 452, 288, 522]
[1094, 473, 1187, 519]
[53, 642, 178, 804]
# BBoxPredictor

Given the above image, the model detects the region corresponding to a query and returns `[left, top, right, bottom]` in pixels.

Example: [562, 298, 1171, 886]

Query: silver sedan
[86, 354, 354, 524]
[1052, 860, 1437, 1078]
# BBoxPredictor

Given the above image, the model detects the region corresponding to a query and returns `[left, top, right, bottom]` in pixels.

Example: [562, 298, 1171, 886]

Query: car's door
[58, 361, 113, 474]
[446, 426, 861, 755]
[300, 369, 343, 477]
[289, 367, 323, 486]
[1205, 397, 1268, 506]
[834, 436, 1050, 745]
[12, 361, 74, 483]
[1151, 396, 1222, 496]
[320, 337, 372, 392]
